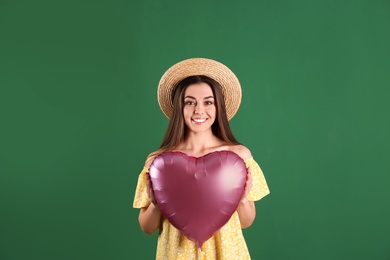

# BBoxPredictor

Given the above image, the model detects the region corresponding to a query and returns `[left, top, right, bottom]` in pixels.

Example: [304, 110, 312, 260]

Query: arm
[231, 145, 256, 228]
[237, 167, 256, 228]
[139, 204, 162, 234]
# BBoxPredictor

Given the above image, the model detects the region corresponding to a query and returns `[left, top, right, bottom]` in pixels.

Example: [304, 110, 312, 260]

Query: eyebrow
[184, 95, 214, 99]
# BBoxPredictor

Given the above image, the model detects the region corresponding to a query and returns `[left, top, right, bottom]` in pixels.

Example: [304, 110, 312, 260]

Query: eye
[204, 101, 214, 105]
[185, 100, 195, 106]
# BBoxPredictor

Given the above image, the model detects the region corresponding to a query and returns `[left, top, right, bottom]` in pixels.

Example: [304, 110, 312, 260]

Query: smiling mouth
[192, 118, 207, 124]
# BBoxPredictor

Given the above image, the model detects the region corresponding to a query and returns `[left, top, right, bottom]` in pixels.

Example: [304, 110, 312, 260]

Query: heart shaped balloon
[149, 150, 247, 248]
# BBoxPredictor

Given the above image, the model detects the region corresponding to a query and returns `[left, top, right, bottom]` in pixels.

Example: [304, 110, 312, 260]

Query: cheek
[183, 107, 192, 117]
[208, 106, 217, 116]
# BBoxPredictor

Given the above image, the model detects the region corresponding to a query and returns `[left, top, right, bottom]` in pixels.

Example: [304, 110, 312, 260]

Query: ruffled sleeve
[133, 167, 151, 208]
[244, 157, 270, 201]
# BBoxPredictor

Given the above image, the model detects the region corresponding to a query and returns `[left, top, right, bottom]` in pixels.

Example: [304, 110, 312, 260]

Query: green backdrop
[1, 0, 389, 259]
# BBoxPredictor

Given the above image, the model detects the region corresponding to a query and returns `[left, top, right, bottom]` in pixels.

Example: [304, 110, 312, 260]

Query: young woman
[133, 58, 270, 259]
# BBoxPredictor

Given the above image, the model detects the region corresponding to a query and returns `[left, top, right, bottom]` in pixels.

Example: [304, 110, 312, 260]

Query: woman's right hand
[139, 173, 161, 234]
[146, 172, 157, 206]
[138, 153, 162, 234]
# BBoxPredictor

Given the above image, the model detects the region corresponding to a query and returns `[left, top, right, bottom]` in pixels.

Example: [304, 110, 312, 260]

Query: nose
[194, 103, 204, 114]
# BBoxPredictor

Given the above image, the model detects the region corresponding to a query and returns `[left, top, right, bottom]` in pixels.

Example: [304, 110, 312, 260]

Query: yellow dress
[133, 157, 270, 260]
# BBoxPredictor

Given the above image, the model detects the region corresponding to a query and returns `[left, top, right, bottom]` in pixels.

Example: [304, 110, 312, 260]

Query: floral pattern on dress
[133, 157, 270, 260]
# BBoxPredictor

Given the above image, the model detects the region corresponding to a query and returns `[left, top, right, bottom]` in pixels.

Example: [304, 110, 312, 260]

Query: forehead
[184, 82, 214, 98]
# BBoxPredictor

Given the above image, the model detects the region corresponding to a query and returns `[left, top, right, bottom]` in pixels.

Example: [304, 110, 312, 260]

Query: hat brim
[157, 58, 242, 121]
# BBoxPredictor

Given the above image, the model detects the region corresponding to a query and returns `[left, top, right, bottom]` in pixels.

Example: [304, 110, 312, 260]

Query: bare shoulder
[228, 144, 252, 160]
[144, 149, 164, 169]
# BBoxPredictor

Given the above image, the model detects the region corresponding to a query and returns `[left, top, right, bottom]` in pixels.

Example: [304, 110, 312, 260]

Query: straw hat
[157, 58, 242, 121]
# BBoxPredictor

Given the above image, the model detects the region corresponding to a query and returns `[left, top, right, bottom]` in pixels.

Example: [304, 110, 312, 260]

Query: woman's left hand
[241, 167, 253, 202]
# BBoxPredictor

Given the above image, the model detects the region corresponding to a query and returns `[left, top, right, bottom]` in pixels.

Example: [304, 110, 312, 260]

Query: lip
[191, 118, 208, 124]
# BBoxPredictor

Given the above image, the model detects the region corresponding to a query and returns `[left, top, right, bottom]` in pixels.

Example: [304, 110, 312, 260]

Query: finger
[243, 171, 253, 198]
[150, 189, 156, 205]
[245, 169, 252, 186]
[146, 173, 157, 205]
[146, 172, 150, 185]
[247, 173, 253, 188]
[247, 171, 252, 180]
[146, 173, 152, 199]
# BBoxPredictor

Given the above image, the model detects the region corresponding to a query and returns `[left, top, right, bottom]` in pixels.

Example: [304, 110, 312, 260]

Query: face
[183, 82, 216, 133]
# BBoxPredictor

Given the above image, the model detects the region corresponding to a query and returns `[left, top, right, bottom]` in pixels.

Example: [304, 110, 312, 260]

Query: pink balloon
[149, 150, 247, 248]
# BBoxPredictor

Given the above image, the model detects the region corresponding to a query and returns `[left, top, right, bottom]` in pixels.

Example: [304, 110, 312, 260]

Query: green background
[1, 0, 389, 259]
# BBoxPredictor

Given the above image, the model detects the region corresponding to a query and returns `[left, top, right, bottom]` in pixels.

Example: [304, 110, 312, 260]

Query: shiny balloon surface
[149, 150, 247, 248]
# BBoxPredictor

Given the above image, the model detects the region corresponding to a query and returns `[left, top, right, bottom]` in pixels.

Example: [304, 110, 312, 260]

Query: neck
[179, 130, 223, 155]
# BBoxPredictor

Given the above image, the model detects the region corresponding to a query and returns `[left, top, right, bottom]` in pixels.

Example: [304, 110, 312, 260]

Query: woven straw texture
[157, 58, 241, 121]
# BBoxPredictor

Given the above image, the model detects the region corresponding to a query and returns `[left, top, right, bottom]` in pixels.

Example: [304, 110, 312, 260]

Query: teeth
[193, 118, 206, 123]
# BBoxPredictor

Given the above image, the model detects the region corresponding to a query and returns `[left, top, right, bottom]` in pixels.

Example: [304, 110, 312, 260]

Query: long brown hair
[157, 75, 239, 153]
